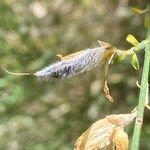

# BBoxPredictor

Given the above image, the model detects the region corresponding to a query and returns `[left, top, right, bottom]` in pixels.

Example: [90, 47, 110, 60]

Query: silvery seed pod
[34, 41, 116, 80]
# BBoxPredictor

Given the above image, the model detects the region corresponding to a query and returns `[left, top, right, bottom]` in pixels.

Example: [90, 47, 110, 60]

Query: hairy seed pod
[34, 42, 116, 80]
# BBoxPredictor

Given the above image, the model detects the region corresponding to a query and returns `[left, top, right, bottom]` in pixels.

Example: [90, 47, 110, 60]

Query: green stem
[131, 27, 150, 150]
[116, 40, 148, 57]
[132, 40, 148, 52]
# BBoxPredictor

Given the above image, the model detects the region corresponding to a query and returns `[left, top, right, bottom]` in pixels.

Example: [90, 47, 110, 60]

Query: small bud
[126, 34, 139, 46]
[131, 53, 139, 70]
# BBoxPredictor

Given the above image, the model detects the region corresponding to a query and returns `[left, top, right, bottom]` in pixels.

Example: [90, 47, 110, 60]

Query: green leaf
[126, 34, 139, 46]
[132, 7, 148, 14]
[112, 54, 125, 64]
[131, 53, 139, 70]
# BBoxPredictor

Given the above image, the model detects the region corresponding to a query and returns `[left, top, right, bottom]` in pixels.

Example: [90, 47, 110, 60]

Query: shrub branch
[131, 27, 150, 149]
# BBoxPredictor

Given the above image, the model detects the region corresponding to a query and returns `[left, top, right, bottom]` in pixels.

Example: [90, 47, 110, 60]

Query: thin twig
[131, 25, 150, 149]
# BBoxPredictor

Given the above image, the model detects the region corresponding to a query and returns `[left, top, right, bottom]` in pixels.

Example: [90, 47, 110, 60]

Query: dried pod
[103, 80, 113, 102]
[34, 41, 116, 80]
[113, 127, 128, 150]
[74, 110, 137, 150]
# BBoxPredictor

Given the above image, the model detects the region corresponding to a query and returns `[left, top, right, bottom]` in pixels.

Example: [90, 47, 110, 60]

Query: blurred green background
[0, 0, 149, 150]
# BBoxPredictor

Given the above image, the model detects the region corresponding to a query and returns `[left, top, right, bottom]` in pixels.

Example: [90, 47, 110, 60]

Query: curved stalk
[116, 39, 148, 56]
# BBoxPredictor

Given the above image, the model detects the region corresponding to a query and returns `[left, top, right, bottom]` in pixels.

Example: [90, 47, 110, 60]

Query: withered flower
[74, 110, 137, 150]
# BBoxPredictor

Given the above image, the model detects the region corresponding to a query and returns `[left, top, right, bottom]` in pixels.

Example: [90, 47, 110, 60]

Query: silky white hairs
[1, 41, 115, 80]
[34, 45, 113, 80]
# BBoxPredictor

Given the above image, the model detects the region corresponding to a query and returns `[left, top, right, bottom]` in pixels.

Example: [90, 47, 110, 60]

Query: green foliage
[112, 54, 126, 64]
[144, 15, 150, 28]
[131, 53, 140, 70]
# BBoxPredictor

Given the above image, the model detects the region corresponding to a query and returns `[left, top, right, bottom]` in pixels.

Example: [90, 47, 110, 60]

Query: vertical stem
[131, 26, 150, 149]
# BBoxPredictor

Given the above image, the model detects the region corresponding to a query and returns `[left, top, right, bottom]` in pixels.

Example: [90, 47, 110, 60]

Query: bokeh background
[0, 0, 149, 150]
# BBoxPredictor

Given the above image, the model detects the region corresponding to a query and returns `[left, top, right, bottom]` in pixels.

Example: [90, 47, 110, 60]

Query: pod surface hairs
[34, 41, 116, 80]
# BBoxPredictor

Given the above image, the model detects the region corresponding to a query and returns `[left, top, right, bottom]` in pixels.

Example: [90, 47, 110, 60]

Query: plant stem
[133, 40, 148, 52]
[131, 27, 150, 150]
[116, 40, 148, 57]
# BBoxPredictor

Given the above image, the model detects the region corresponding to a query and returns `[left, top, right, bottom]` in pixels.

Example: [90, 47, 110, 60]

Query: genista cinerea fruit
[1, 41, 116, 102]
[34, 41, 116, 80]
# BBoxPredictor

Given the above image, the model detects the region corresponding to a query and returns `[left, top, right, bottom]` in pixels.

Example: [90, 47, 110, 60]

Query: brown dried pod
[74, 110, 137, 150]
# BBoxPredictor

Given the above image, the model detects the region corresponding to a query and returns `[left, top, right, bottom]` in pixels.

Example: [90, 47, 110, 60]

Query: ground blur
[0, 0, 149, 150]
